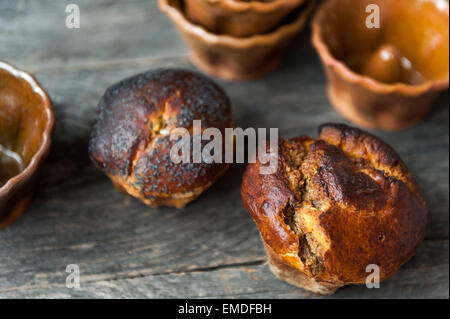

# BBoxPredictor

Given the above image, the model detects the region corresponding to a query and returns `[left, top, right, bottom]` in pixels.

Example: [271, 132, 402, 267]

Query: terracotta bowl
[0, 61, 54, 228]
[312, 0, 449, 131]
[184, 0, 306, 38]
[160, 0, 313, 81]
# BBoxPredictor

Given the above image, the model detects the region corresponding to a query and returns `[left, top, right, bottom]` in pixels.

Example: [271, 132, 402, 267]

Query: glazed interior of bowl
[318, 0, 449, 85]
[0, 65, 50, 188]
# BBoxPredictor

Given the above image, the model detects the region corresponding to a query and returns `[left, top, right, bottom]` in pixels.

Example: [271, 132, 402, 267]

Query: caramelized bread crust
[241, 123, 426, 285]
[89, 69, 232, 208]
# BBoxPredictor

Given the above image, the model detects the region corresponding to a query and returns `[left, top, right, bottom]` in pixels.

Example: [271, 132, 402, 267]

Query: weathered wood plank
[0, 49, 447, 293]
[35, 44, 450, 239]
[0, 0, 188, 72]
[0, 0, 448, 298]
[0, 240, 447, 298]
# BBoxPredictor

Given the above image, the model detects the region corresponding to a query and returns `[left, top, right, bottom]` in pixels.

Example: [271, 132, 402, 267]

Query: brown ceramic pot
[160, 0, 313, 81]
[0, 61, 54, 228]
[184, 0, 306, 38]
[312, 0, 449, 131]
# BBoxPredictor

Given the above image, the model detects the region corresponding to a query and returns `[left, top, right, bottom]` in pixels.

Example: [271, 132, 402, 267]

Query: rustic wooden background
[0, 0, 448, 298]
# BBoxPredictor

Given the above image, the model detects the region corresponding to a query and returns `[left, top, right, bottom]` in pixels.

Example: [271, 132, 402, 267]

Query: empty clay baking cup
[0, 61, 54, 228]
[312, 0, 449, 131]
[184, 0, 306, 38]
[160, 0, 313, 81]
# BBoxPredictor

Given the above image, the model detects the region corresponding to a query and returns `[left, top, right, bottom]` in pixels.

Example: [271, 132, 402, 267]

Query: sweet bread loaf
[89, 69, 233, 208]
[241, 123, 427, 294]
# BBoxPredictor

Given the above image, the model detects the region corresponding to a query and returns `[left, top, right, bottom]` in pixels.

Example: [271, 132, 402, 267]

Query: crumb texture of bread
[241, 123, 427, 291]
[89, 68, 233, 208]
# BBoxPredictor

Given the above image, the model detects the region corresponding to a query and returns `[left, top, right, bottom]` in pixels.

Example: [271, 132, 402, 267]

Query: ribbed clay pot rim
[0, 61, 54, 195]
[159, 0, 314, 48]
[311, 0, 449, 96]
[198, 0, 307, 13]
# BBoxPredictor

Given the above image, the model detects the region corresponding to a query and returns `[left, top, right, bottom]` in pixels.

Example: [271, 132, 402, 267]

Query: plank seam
[26, 54, 191, 74]
[0, 259, 267, 293]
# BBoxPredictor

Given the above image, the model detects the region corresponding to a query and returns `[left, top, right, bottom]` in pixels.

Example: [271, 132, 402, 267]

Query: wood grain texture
[1, 240, 447, 298]
[0, 0, 448, 298]
[0, 0, 188, 72]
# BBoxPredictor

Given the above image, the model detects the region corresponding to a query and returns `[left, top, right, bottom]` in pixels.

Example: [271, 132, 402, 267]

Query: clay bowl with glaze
[184, 0, 307, 38]
[0, 61, 54, 228]
[160, 0, 313, 81]
[312, 0, 449, 131]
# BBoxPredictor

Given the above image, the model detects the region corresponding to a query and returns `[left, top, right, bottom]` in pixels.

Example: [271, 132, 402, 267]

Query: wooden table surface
[0, 0, 448, 299]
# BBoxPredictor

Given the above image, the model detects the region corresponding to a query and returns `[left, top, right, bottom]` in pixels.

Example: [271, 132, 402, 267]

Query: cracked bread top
[89, 69, 232, 205]
[241, 123, 427, 284]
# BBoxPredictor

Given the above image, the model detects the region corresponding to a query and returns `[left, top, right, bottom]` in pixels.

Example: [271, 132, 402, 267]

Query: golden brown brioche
[89, 69, 232, 208]
[241, 123, 427, 294]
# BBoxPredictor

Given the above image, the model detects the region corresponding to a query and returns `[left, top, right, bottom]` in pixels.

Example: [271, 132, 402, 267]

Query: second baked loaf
[241, 123, 427, 294]
[89, 68, 233, 208]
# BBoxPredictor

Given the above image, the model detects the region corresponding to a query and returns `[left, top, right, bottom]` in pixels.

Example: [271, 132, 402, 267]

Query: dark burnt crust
[318, 123, 421, 196]
[89, 68, 232, 206]
[306, 140, 387, 213]
[132, 136, 228, 197]
[241, 123, 427, 285]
